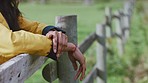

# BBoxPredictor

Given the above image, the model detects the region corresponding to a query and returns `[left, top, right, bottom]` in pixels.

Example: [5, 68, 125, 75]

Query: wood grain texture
[0, 54, 47, 83]
[96, 24, 107, 83]
[55, 15, 79, 83]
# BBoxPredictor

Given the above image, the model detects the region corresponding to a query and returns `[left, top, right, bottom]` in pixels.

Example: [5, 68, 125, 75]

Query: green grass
[19, 1, 148, 83]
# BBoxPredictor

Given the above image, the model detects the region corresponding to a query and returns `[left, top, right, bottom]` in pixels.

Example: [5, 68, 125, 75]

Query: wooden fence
[82, 0, 135, 83]
[0, 0, 135, 83]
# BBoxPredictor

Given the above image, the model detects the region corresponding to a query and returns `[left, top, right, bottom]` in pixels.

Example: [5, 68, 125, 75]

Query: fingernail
[54, 49, 56, 53]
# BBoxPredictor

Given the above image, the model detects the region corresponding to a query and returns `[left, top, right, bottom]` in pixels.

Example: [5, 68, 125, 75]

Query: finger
[72, 61, 78, 71]
[80, 65, 86, 81]
[63, 34, 68, 46]
[68, 52, 78, 70]
[62, 34, 67, 50]
[74, 66, 82, 80]
[65, 35, 68, 50]
[69, 56, 78, 70]
[46, 31, 53, 39]
[80, 59, 86, 80]
[62, 33, 66, 50]
[52, 31, 58, 53]
[57, 32, 63, 57]
[65, 35, 68, 44]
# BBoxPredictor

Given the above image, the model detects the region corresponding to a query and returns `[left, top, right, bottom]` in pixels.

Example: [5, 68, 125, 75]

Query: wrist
[73, 44, 77, 52]
[66, 43, 77, 52]
[69, 43, 77, 52]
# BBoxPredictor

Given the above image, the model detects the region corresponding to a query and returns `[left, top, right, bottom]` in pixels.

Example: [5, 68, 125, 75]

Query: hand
[68, 47, 86, 81]
[46, 31, 68, 58]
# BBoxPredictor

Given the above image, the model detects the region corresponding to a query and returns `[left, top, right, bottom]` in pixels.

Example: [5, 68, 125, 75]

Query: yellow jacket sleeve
[0, 23, 52, 64]
[18, 16, 47, 34]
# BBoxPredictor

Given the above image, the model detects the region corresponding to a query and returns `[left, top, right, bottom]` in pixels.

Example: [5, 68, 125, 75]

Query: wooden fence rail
[79, 32, 97, 54]
[0, 54, 47, 83]
[0, 0, 135, 83]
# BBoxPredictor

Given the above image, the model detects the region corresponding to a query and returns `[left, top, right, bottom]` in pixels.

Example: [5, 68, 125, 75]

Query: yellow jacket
[0, 13, 52, 64]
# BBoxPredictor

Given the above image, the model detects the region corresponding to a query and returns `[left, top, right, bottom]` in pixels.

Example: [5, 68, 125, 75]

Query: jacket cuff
[42, 26, 66, 35]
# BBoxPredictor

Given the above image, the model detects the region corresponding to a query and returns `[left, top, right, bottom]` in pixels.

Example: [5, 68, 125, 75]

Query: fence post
[122, 8, 130, 42]
[114, 11, 124, 56]
[96, 24, 107, 83]
[105, 7, 112, 38]
[105, 7, 112, 50]
[55, 15, 79, 83]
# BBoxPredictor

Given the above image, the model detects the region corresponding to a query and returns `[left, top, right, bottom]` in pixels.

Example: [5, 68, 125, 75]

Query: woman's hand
[67, 43, 86, 81]
[45, 31, 86, 81]
[46, 31, 68, 58]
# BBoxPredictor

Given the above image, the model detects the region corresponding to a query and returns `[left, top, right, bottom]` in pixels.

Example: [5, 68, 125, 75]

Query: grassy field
[19, 1, 148, 83]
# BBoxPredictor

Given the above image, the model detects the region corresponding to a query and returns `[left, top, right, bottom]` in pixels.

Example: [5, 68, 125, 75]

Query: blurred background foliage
[18, 0, 148, 83]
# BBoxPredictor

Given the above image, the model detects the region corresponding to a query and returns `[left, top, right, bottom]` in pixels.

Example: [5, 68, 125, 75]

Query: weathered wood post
[105, 7, 112, 38]
[122, 7, 130, 42]
[124, 1, 132, 20]
[114, 11, 124, 56]
[55, 15, 79, 83]
[105, 7, 112, 50]
[118, 9, 127, 44]
[96, 24, 107, 83]
[122, 0, 135, 42]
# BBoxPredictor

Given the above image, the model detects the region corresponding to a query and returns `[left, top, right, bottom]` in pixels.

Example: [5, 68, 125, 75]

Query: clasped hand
[46, 31, 86, 81]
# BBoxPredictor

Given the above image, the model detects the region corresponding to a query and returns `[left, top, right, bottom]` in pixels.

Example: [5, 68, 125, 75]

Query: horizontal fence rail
[0, 54, 48, 83]
[79, 32, 97, 54]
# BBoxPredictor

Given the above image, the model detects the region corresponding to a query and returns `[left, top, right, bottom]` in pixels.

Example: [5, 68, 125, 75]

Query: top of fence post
[55, 15, 79, 83]
[105, 7, 112, 26]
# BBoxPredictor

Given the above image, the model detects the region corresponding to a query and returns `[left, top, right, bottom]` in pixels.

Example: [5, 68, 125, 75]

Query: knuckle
[65, 35, 68, 39]
[53, 31, 58, 34]
[48, 31, 53, 33]
[58, 31, 62, 34]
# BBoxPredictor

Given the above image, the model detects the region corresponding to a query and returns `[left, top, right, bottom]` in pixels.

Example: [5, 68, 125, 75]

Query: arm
[0, 23, 52, 64]
[63, 43, 86, 81]
[18, 16, 48, 34]
[18, 16, 67, 58]
[18, 16, 65, 34]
